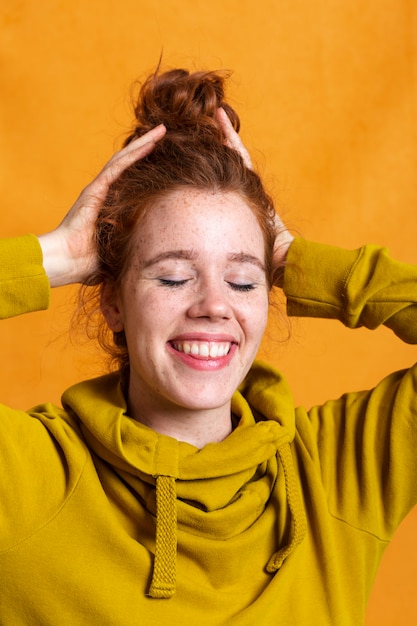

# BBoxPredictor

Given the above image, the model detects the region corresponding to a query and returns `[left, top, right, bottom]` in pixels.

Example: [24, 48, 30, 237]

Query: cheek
[240, 295, 269, 337]
[122, 289, 175, 352]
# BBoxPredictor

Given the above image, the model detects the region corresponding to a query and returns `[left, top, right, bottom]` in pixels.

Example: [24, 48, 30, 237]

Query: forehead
[133, 188, 265, 253]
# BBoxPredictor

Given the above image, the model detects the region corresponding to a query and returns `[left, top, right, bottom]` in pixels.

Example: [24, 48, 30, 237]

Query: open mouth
[171, 341, 232, 359]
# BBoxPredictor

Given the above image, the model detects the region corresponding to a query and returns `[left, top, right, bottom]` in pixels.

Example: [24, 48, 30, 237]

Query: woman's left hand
[216, 108, 294, 277]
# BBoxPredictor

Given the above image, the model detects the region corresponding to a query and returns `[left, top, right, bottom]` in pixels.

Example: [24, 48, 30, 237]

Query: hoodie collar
[62, 361, 306, 598]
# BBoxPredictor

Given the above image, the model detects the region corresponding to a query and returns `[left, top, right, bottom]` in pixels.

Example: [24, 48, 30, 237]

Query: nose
[187, 277, 233, 320]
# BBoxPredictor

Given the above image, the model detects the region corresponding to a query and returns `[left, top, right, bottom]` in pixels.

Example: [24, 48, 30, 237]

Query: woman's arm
[285, 239, 417, 540]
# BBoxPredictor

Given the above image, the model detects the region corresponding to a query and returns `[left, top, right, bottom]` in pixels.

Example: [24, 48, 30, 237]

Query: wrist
[272, 233, 294, 289]
[37, 231, 78, 287]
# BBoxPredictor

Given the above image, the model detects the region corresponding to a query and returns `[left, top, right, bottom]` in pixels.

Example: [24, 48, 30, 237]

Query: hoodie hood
[62, 361, 306, 598]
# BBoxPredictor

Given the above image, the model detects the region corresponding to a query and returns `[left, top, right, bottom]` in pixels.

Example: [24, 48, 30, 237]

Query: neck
[127, 383, 233, 449]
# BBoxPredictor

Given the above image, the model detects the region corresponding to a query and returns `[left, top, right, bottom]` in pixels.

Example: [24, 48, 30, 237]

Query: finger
[216, 107, 236, 149]
[95, 124, 167, 187]
[106, 124, 166, 169]
[113, 124, 167, 159]
[216, 108, 252, 169]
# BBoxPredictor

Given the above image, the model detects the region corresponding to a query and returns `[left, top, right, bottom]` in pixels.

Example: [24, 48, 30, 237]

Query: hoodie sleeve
[0, 235, 50, 318]
[283, 238, 417, 343]
[284, 238, 417, 538]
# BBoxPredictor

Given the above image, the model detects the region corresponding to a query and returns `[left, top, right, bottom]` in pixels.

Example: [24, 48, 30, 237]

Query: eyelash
[158, 279, 188, 287]
[158, 278, 255, 292]
[228, 282, 256, 292]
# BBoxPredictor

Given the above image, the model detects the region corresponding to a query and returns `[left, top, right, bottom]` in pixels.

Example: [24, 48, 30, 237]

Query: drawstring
[148, 475, 177, 598]
[147, 442, 305, 596]
[267, 442, 307, 572]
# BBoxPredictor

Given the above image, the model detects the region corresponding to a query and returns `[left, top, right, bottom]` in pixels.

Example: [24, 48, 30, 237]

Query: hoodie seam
[0, 450, 89, 555]
[327, 508, 391, 543]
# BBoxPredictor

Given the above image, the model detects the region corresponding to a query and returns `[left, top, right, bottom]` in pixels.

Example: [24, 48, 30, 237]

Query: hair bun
[125, 68, 240, 145]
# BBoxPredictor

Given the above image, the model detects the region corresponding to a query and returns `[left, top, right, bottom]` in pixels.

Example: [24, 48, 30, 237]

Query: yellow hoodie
[1, 235, 417, 625]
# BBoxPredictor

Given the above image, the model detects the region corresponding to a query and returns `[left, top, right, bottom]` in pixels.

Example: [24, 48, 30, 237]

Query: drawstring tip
[148, 582, 176, 599]
[266, 550, 286, 573]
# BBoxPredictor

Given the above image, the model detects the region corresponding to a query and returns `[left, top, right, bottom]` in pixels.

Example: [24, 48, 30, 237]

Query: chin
[168, 389, 234, 412]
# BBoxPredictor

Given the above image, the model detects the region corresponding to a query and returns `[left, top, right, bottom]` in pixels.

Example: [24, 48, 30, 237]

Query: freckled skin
[102, 189, 269, 447]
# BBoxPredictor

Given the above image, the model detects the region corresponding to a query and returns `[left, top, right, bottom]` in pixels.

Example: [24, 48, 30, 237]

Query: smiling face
[102, 188, 269, 430]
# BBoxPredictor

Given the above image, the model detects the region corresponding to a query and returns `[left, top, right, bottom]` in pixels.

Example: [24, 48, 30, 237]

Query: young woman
[2, 69, 417, 625]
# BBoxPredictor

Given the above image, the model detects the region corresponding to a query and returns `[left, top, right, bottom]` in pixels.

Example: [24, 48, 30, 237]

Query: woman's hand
[216, 107, 253, 169]
[216, 108, 294, 280]
[38, 124, 166, 287]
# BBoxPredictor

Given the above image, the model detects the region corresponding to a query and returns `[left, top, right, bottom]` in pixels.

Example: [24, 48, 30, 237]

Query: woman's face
[103, 188, 269, 418]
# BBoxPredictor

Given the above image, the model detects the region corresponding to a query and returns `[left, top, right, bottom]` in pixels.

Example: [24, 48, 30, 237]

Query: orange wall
[1, 1, 417, 623]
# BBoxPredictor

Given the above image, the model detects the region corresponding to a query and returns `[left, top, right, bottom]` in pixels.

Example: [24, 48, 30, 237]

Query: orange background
[1, 1, 417, 623]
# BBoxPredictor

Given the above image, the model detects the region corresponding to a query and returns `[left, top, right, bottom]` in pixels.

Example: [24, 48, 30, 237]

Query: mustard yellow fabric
[1, 235, 417, 625]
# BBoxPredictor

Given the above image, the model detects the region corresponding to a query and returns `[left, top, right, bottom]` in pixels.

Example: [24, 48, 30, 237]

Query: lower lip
[167, 343, 236, 371]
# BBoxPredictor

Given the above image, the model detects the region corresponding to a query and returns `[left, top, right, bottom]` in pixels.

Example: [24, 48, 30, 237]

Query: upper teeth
[173, 341, 231, 358]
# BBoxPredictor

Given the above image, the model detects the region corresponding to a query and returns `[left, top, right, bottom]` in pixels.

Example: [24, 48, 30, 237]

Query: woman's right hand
[38, 124, 166, 287]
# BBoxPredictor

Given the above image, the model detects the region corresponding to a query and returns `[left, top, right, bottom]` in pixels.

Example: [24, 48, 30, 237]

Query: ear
[100, 282, 124, 332]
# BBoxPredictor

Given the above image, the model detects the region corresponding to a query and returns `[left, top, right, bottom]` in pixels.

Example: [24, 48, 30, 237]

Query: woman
[1, 68, 417, 625]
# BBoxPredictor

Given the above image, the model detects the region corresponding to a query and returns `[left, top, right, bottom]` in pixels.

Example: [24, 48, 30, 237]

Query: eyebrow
[142, 249, 265, 272]
[227, 252, 265, 272]
[142, 250, 198, 268]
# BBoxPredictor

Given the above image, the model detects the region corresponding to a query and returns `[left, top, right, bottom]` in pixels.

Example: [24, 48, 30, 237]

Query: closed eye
[158, 278, 189, 287]
[227, 282, 256, 292]
[158, 278, 256, 291]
